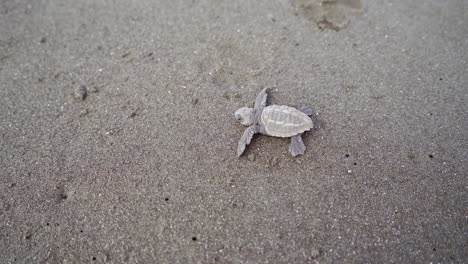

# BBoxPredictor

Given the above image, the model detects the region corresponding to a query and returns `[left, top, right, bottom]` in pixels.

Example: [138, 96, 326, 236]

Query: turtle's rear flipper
[289, 134, 306, 157]
[299, 106, 314, 116]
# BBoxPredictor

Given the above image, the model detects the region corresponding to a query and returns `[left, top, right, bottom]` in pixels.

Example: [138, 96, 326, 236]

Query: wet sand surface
[1, 0, 467, 263]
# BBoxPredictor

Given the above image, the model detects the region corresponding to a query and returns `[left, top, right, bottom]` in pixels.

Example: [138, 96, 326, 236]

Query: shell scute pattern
[261, 105, 313, 137]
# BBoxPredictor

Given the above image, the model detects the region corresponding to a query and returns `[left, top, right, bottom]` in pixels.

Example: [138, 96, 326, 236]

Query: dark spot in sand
[147, 52, 153, 57]
[128, 110, 138, 118]
[92, 257, 96, 260]
[353, 162, 357, 165]
[345, 154, 349, 158]
[192, 236, 198, 241]
[317, 19, 342, 31]
[55, 185, 68, 203]
[191, 98, 199, 105]
[439, 78, 443, 81]
[429, 154, 434, 158]
[74, 85, 87, 100]
[24, 232, 32, 240]
[40, 37, 46, 43]
[122, 52, 130, 58]
[54, 72, 62, 79]
[164, 197, 169, 201]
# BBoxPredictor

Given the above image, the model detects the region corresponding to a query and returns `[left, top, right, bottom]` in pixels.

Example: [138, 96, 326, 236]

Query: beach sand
[1, 0, 466, 263]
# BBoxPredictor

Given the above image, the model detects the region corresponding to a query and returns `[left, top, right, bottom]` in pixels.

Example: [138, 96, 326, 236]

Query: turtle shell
[260, 105, 313, 137]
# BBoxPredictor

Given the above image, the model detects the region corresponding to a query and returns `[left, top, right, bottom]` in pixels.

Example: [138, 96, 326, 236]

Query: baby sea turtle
[235, 87, 314, 157]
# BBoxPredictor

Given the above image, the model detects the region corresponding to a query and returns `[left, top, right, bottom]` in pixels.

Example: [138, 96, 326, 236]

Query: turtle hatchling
[235, 87, 314, 157]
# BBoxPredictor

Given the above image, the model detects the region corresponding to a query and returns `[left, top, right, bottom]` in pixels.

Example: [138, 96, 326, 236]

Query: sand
[1, 0, 466, 263]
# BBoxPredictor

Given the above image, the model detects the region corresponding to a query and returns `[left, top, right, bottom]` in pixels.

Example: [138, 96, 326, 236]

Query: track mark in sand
[292, 0, 363, 31]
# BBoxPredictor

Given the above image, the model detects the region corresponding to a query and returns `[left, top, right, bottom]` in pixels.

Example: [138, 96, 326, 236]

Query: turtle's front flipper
[254, 87, 271, 109]
[237, 125, 258, 157]
[289, 134, 306, 156]
[299, 106, 314, 116]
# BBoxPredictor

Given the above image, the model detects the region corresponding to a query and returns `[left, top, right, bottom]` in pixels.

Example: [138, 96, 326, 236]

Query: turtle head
[234, 107, 254, 126]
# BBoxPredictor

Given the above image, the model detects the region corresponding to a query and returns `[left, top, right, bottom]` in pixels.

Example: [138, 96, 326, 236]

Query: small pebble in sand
[247, 153, 255, 161]
[79, 109, 89, 117]
[347, 169, 352, 174]
[88, 85, 98, 93]
[74, 85, 87, 100]
[191, 98, 199, 105]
